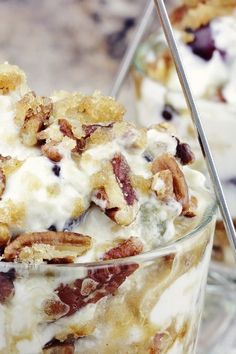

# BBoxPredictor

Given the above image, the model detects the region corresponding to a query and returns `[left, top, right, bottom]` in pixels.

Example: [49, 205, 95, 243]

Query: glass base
[198, 280, 236, 353]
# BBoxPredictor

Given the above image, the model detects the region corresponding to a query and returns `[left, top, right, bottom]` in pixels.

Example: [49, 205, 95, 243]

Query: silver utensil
[153, 0, 236, 256]
[110, 0, 154, 98]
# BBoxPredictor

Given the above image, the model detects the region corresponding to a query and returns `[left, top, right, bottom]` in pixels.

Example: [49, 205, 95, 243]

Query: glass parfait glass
[0, 200, 216, 354]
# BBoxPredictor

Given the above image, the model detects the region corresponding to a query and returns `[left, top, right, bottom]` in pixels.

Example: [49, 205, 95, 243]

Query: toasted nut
[0, 169, 6, 197]
[152, 153, 189, 212]
[103, 237, 143, 260]
[41, 141, 62, 162]
[0, 223, 11, 246]
[56, 263, 138, 317]
[43, 296, 70, 321]
[4, 231, 92, 263]
[58, 119, 75, 139]
[111, 154, 137, 206]
[152, 170, 174, 200]
[91, 156, 138, 226]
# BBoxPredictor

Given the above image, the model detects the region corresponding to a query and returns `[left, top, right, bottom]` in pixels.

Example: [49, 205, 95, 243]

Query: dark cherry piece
[187, 24, 216, 61]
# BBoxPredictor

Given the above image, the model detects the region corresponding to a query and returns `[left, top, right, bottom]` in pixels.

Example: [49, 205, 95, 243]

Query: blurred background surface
[0, 0, 146, 95]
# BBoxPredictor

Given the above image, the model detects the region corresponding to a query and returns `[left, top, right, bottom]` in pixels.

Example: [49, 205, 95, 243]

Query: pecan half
[103, 237, 143, 260]
[56, 263, 138, 317]
[152, 170, 174, 200]
[91, 156, 138, 226]
[152, 153, 189, 212]
[43, 339, 75, 354]
[4, 231, 92, 263]
[0, 269, 15, 304]
[111, 154, 137, 206]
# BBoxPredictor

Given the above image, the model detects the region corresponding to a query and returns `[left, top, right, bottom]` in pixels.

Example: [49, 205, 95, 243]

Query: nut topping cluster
[0, 64, 198, 267]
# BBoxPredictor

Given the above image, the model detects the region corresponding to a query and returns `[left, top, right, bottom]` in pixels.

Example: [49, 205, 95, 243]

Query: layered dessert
[133, 0, 236, 265]
[0, 64, 215, 354]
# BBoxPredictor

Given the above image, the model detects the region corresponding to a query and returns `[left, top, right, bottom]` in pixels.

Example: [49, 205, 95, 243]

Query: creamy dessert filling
[0, 64, 215, 354]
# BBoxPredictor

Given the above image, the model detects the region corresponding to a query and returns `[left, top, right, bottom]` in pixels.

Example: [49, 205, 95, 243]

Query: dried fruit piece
[0, 269, 15, 304]
[175, 139, 195, 165]
[103, 237, 143, 260]
[152, 170, 174, 200]
[4, 231, 92, 263]
[43, 339, 75, 354]
[152, 153, 190, 212]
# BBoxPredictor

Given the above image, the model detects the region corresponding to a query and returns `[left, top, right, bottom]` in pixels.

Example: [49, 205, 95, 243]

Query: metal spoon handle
[110, 0, 154, 98]
[154, 0, 236, 256]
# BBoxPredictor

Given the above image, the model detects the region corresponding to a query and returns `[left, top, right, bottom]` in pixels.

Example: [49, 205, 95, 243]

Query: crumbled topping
[0, 63, 26, 95]
[15, 91, 53, 146]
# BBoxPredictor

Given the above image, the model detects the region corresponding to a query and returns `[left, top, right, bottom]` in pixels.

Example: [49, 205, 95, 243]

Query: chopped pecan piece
[149, 331, 173, 354]
[41, 141, 62, 162]
[56, 263, 138, 317]
[103, 237, 143, 260]
[175, 139, 195, 165]
[0, 269, 15, 304]
[44, 297, 70, 321]
[152, 153, 190, 212]
[4, 231, 92, 263]
[0, 168, 6, 197]
[183, 195, 198, 218]
[111, 154, 137, 206]
[43, 339, 75, 354]
[58, 119, 75, 139]
[152, 170, 174, 200]
[91, 157, 138, 226]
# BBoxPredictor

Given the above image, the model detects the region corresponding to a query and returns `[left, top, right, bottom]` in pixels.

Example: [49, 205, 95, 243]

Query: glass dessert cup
[132, 32, 236, 269]
[0, 201, 216, 354]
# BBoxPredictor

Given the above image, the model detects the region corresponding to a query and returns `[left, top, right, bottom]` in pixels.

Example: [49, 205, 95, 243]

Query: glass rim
[0, 196, 217, 270]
